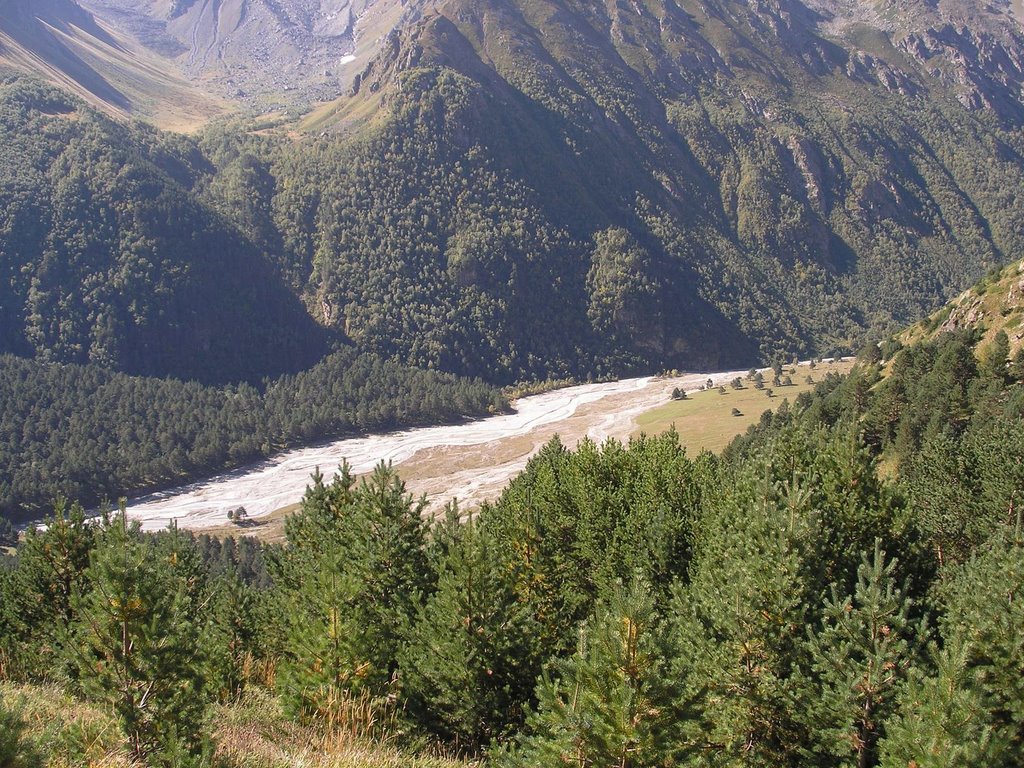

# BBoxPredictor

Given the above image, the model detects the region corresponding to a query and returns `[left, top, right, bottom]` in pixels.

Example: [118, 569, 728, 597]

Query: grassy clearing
[1, 683, 477, 768]
[633, 359, 854, 454]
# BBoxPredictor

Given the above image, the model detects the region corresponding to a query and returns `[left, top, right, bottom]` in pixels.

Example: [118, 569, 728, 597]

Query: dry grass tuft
[0, 681, 130, 767]
[2, 683, 477, 768]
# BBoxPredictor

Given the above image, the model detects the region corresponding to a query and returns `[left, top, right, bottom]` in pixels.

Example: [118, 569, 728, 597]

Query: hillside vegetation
[2, 314, 1022, 766]
[901, 257, 1024, 353]
[0, 75, 328, 384]
[6, 1, 1024, 388]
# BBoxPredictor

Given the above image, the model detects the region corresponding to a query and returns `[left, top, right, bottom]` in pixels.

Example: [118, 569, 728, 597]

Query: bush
[0, 519, 15, 548]
[0, 692, 41, 768]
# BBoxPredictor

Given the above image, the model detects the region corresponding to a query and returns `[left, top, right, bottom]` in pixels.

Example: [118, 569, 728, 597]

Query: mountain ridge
[0, 0, 227, 129]
[3, 0, 1024, 385]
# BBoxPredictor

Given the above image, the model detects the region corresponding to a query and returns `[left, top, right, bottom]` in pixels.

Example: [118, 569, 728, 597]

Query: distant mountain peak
[76, 0, 428, 108]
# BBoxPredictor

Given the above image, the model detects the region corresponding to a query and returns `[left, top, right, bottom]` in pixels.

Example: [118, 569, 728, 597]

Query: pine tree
[797, 543, 925, 768]
[399, 512, 539, 751]
[982, 330, 1010, 383]
[500, 577, 689, 767]
[347, 462, 432, 682]
[882, 527, 1024, 767]
[2, 499, 96, 679]
[204, 572, 262, 701]
[670, 493, 809, 767]
[277, 548, 369, 719]
[275, 462, 432, 717]
[880, 642, 1003, 767]
[67, 512, 209, 762]
[935, 528, 1024, 760]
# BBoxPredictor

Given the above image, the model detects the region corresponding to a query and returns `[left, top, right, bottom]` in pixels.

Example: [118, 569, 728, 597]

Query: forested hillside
[0, 350, 504, 527]
[0, 75, 329, 384]
[2, 319, 1022, 766]
[279, 0, 1024, 375]
[7, 0, 1024, 387]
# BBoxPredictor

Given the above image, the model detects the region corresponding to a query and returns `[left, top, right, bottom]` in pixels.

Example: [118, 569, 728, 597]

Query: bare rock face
[808, 0, 1024, 120]
[77, 0, 414, 106]
[898, 22, 1024, 118]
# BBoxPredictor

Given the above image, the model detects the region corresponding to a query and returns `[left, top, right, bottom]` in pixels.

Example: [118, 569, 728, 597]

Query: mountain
[0, 76, 329, 383]
[0, 0, 227, 128]
[274, 0, 1024, 376]
[76, 0, 425, 108]
[901, 256, 1024, 353]
[3, 0, 1024, 384]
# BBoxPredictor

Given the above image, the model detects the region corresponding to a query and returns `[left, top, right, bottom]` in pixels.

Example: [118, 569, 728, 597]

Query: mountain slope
[0, 0, 227, 128]
[77, 0, 427, 108]
[260, 0, 1024, 377]
[4, 0, 1024, 384]
[0, 76, 327, 383]
[901, 257, 1024, 354]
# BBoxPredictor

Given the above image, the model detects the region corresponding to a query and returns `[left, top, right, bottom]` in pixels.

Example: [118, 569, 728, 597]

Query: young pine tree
[797, 542, 925, 768]
[1, 500, 96, 679]
[67, 512, 210, 763]
[399, 510, 540, 751]
[275, 462, 431, 717]
[500, 576, 689, 768]
[204, 571, 263, 702]
[669, 471, 820, 767]
[880, 642, 1004, 767]
[881, 527, 1024, 767]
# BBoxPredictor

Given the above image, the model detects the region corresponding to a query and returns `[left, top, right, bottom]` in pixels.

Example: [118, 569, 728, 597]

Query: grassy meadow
[633, 359, 855, 454]
[1, 683, 477, 768]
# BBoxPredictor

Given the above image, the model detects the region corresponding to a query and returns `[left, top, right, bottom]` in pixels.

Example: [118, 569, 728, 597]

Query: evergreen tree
[1, 500, 96, 679]
[501, 577, 689, 768]
[880, 642, 1004, 767]
[670, 490, 810, 767]
[882, 526, 1024, 766]
[797, 543, 925, 767]
[399, 511, 539, 751]
[1009, 346, 1024, 383]
[275, 462, 432, 717]
[204, 572, 263, 702]
[934, 529, 1024, 759]
[982, 330, 1010, 382]
[276, 546, 369, 719]
[67, 512, 209, 762]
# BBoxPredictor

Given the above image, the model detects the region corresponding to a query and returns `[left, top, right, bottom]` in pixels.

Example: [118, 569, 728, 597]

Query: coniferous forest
[4, 0, 1024, 761]
[0, 350, 504, 526]
[2, 327, 1022, 766]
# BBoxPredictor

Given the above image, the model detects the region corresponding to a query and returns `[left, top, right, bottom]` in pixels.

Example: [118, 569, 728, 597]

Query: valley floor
[124, 360, 851, 536]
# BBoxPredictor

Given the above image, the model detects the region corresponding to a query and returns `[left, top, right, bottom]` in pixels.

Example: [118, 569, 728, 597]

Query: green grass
[633, 360, 854, 454]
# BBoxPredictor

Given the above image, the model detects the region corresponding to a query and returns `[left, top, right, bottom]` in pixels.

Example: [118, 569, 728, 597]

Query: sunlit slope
[0, 0, 227, 130]
[902, 258, 1024, 354]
